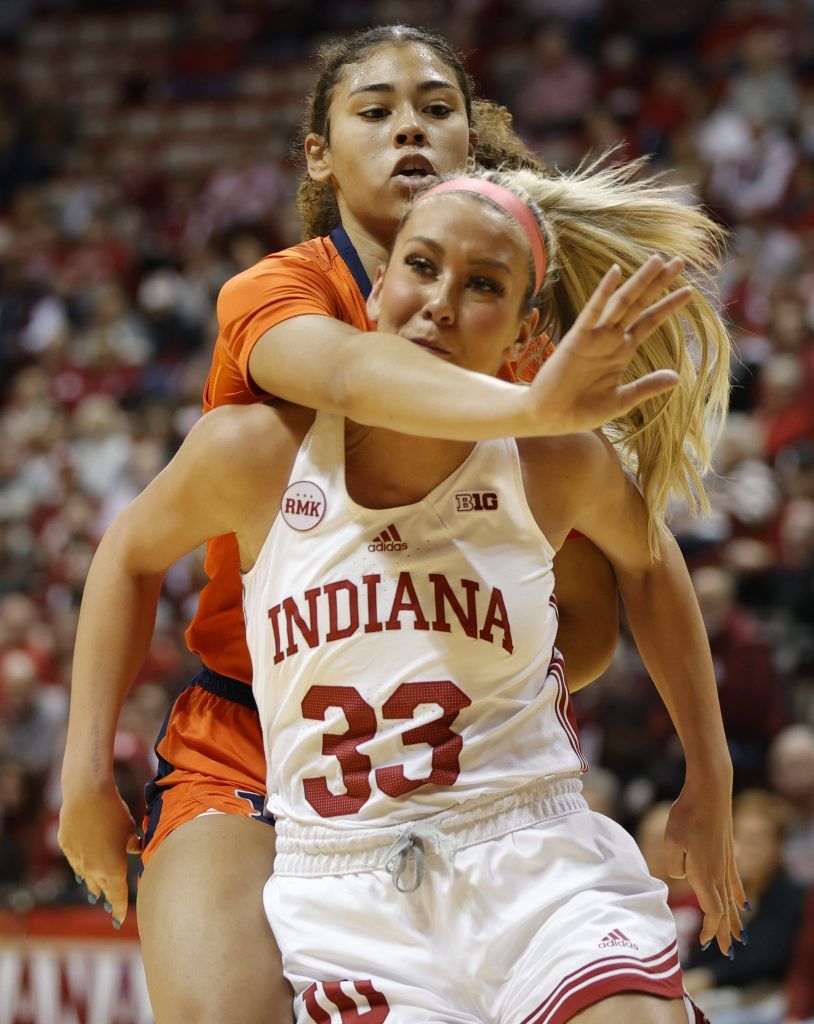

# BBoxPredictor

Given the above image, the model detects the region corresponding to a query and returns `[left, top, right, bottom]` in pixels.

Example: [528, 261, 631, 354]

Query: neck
[344, 422, 474, 509]
[336, 208, 394, 284]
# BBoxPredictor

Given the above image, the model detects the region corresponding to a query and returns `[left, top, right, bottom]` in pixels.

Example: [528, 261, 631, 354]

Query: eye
[404, 254, 436, 277]
[469, 276, 505, 296]
[424, 103, 452, 118]
[359, 107, 390, 120]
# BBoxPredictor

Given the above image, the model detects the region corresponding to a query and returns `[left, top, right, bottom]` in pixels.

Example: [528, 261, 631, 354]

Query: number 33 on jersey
[243, 413, 587, 830]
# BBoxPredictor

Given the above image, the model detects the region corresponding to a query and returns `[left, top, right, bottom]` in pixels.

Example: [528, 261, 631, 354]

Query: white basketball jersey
[243, 412, 587, 829]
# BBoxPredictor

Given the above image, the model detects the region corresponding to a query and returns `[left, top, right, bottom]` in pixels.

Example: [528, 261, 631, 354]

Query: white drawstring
[384, 822, 454, 893]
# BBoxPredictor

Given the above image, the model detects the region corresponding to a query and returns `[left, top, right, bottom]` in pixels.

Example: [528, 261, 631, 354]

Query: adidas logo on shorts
[598, 929, 639, 950]
[368, 524, 408, 552]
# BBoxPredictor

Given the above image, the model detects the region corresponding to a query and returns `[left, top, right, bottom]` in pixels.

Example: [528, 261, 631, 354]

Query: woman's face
[307, 44, 476, 242]
[367, 193, 539, 376]
[734, 810, 782, 887]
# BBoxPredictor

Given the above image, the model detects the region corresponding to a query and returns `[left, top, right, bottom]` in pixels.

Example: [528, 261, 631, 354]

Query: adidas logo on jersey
[368, 524, 408, 552]
[598, 929, 639, 950]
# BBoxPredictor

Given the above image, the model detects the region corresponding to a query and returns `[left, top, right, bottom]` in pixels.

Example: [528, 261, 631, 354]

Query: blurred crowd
[1, 0, 813, 1021]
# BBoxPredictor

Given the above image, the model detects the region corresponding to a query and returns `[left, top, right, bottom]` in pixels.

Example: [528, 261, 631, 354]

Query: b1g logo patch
[455, 491, 499, 512]
[281, 480, 326, 531]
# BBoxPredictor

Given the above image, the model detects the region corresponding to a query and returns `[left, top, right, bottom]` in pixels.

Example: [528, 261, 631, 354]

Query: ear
[366, 265, 386, 324]
[305, 133, 332, 182]
[504, 309, 541, 363]
[466, 128, 479, 171]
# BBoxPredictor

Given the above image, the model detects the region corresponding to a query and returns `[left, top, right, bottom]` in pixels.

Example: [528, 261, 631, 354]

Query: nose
[421, 283, 455, 326]
[393, 106, 426, 147]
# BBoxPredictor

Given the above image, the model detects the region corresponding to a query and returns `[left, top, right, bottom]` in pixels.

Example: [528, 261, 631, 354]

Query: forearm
[62, 532, 164, 791]
[315, 331, 536, 440]
[616, 535, 731, 781]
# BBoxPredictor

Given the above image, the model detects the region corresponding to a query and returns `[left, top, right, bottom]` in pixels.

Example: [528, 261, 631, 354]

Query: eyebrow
[348, 79, 458, 98]
[406, 236, 513, 274]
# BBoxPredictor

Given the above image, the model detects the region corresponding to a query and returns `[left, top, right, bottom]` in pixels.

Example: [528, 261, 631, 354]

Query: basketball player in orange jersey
[64, 168, 741, 1024]
[59, 27, 732, 1024]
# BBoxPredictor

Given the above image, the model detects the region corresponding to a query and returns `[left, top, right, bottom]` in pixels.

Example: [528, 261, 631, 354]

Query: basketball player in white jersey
[68, 170, 742, 1023]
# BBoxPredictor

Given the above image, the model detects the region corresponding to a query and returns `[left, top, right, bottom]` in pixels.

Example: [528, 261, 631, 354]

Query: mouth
[407, 336, 450, 356]
[391, 155, 437, 189]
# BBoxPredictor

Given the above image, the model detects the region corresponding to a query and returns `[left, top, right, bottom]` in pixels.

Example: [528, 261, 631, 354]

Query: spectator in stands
[579, 764, 621, 820]
[691, 566, 786, 785]
[730, 29, 800, 129]
[0, 648, 65, 777]
[756, 354, 814, 460]
[785, 886, 814, 1024]
[0, 758, 42, 893]
[769, 725, 814, 887]
[514, 25, 595, 136]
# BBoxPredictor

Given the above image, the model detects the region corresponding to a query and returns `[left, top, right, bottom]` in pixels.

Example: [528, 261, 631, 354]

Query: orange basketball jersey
[186, 235, 373, 683]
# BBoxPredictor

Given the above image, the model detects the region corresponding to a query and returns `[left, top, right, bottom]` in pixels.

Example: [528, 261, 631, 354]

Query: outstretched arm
[247, 257, 686, 440]
[59, 405, 293, 925]
[567, 433, 745, 957]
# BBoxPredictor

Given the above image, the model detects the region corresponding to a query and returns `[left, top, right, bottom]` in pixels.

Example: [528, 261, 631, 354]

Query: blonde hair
[424, 159, 730, 554]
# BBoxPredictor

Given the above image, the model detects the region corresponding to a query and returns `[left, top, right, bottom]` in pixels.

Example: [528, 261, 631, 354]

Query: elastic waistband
[195, 667, 257, 711]
[273, 774, 586, 878]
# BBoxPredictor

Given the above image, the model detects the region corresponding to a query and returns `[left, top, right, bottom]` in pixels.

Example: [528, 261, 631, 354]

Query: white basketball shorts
[265, 776, 707, 1024]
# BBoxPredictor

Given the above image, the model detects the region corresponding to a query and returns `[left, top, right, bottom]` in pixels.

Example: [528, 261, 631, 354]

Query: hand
[527, 256, 689, 435]
[58, 778, 141, 926]
[663, 778, 747, 957]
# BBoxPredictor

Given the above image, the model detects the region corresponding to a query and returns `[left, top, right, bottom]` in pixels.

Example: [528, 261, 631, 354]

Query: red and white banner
[0, 910, 152, 1024]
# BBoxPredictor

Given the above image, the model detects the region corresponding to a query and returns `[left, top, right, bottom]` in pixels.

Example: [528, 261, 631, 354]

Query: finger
[84, 878, 103, 904]
[125, 834, 142, 855]
[698, 892, 726, 949]
[664, 838, 687, 880]
[729, 856, 748, 912]
[727, 893, 744, 944]
[624, 287, 692, 346]
[102, 876, 130, 927]
[595, 255, 666, 329]
[611, 370, 679, 416]
[619, 257, 685, 330]
[716, 900, 734, 957]
[728, 856, 748, 942]
[572, 264, 622, 333]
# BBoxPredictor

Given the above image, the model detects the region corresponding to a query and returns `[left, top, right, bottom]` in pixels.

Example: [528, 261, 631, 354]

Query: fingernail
[103, 901, 112, 914]
[74, 873, 83, 885]
[87, 893, 98, 904]
[728, 946, 735, 961]
[113, 918, 122, 930]
[741, 928, 749, 945]
[701, 940, 712, 951]
[744, 899, 752, 912]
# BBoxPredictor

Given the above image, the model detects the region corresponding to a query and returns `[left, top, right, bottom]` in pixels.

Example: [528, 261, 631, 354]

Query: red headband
[414, 178, 547, 291]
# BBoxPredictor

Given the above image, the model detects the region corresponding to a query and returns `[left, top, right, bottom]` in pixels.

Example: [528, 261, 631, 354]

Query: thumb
[614, 371, 679, 417]
[664, 836, 687, 880]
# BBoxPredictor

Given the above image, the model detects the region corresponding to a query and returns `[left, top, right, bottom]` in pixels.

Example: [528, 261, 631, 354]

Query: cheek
[461, 304, 515, 346]
[376, 274, 421, 331]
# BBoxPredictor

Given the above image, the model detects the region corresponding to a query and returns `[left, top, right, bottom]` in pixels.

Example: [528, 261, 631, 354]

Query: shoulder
[190, 403, 315, 481]
[217, 239, 336, 309]
[517, 430, 615, 488]
[516, 431, 622, 546]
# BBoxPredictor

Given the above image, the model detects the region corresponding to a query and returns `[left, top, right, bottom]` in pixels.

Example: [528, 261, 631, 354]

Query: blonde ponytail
[502, 157, 730, 555]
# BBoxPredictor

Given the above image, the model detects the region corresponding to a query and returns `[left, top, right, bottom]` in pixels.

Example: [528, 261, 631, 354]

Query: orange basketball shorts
[141, 667, 272, 871]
